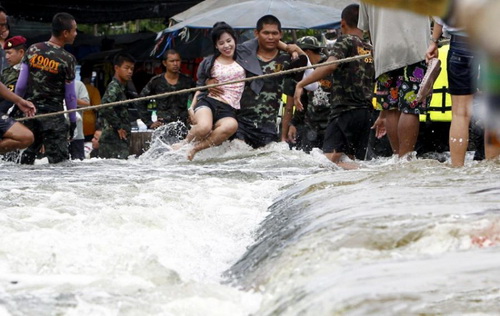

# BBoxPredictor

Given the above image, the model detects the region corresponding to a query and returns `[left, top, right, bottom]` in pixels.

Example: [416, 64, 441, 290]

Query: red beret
[4, 36, 26, 50]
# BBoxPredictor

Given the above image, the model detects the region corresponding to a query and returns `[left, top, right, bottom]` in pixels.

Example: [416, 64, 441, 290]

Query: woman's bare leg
[188, 117, 238, 160]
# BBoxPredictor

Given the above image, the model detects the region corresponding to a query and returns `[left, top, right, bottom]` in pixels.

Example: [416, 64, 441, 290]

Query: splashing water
[1, 130, 499, 315]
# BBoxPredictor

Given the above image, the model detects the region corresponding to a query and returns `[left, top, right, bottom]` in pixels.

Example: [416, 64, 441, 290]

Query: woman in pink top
[184, 22, 246, 160]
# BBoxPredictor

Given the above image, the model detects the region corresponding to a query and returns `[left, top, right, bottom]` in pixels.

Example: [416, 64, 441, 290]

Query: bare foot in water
[187, 147, 197, 161]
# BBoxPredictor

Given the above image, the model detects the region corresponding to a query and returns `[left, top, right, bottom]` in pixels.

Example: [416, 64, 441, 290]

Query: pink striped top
[209, 59, 246, 109]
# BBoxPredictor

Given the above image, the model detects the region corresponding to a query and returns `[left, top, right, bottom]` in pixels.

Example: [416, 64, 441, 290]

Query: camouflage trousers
[99, 127, 130, 159]
[20, 114, 69, 164]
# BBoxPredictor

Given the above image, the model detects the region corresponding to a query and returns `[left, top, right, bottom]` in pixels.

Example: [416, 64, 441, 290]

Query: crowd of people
[0, 1, 499, 168]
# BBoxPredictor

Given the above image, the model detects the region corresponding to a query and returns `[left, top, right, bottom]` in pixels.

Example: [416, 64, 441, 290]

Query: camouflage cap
[4, 36, 26, 50]
[296, 36, 325, 50]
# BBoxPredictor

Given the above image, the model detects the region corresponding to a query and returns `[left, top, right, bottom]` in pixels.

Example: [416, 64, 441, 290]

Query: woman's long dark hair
[208, 21, 238, 77]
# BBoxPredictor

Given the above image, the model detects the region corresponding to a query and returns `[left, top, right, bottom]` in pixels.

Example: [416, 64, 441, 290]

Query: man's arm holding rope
[294, 55, 339, 112]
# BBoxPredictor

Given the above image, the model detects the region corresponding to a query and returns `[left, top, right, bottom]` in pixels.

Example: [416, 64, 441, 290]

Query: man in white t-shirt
[358, 2, 431, 158]
[68, 79, 90, 160]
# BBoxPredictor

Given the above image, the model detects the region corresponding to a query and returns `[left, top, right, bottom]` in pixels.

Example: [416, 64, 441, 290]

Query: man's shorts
[194, 97, 236, 123]
[0, 113, 15, 139]
[447, 35, 478, 96]
[322, 108, 372, 159]
[376, 60, 430, 115]
[297, 124, 324, 153]
[233, 117, 278, 149]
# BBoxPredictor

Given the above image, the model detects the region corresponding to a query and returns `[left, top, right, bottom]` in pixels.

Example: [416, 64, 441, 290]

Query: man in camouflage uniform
[295, 4, 375, 169]
[15, 12, 78, 164]
[1, 36, 26, 92]
[98, 53, 135, 159]
[285, 36, 333, 153]
[234, 15, 295, 148]
[136, 49, 195, 134]
[0, 36, 26, 116]
[0, 9, 35, 157]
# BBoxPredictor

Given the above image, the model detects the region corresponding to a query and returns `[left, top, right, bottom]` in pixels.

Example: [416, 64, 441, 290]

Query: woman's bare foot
[187, 147, 198, 161]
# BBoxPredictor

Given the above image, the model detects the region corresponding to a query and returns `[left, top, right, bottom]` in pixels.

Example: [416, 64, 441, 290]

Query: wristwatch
[430, 37, 439, 44]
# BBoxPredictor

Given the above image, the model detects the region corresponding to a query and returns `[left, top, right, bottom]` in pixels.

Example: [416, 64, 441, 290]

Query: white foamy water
[1, 135, 500, 315]
[228, 158, 500, 315]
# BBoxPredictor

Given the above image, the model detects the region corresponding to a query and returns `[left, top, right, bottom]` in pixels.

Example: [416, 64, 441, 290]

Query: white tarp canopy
[163, 0, 347, 32]
[170, 0, 358, 26]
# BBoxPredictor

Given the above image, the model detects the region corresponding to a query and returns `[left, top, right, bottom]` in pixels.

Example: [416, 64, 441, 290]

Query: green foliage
[78, 19, 330, 41]
[78, 19, 166, 36]
[281, 29, 323, 43]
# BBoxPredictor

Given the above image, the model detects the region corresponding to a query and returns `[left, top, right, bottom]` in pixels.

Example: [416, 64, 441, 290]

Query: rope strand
[15, 53, 371, 122]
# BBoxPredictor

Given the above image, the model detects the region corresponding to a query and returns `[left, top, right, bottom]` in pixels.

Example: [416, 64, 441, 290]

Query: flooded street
[1, 139, 499, 315]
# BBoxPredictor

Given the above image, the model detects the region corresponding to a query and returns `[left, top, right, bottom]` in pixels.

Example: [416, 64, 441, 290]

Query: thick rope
[16, 53, 371, 122]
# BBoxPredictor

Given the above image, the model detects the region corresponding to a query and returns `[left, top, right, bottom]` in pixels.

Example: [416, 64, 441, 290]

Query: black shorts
[194, 97, 236, 123]
[297, 124, 324, 153]
[233, 117, 278, 149]
[0, 113, 15, 139]
[447, 36, 478, 95]
[322, 108, 372, 159]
